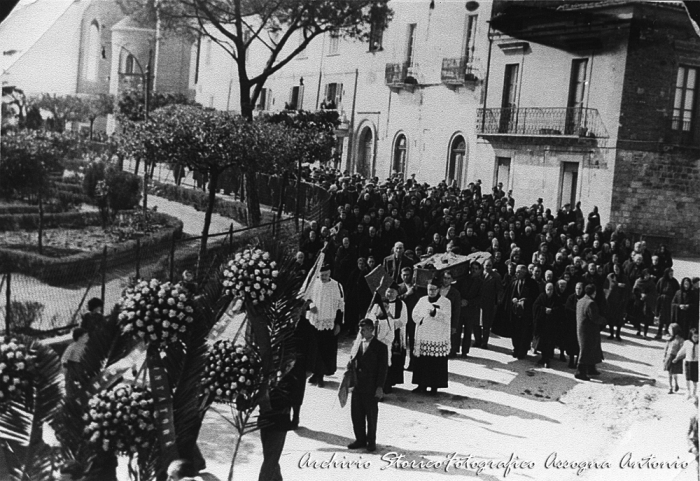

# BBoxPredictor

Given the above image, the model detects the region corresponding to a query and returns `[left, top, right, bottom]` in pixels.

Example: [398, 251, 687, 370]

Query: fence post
[135, 238, 141, 279]
[169, 236, 176, 282]
[5, 271, 10, 336]
[101, 246, 107, 308]
[229, 223, 234, 253]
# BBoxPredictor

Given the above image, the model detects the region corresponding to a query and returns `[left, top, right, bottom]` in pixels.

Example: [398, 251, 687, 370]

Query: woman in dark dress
[672, 277, 697, 339]
[604, 263, 631, 341]
[655, 267, 680, 340]
[533, 282, 564, 367]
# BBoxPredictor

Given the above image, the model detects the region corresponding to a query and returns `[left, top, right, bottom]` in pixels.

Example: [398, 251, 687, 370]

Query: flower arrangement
[0, 338, 32, 406]
[202, 341, 263, 409]
[118, 279, 195, 349]
[221, 248, 279, 306]
[83, 383, 157, 455]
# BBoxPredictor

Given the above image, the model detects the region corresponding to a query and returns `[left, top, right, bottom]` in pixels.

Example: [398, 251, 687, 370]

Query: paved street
[151, 260, 699, 481]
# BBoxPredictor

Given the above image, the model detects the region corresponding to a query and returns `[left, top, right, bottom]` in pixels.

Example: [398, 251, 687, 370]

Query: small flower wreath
[202, 341, 263, 410]
[0, 338, 32, 406]
[83, 383, 157, 455]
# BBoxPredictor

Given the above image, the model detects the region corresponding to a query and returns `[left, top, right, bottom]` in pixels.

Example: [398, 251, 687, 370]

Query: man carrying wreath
[305, 263, 345, 388]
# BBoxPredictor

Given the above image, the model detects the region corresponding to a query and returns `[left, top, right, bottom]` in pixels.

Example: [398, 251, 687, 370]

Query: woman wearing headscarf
[533, 282, 564, 368]
[604, 263, 631, 341]
[655, 268, 680, 340]
[672, 277, 697, 339]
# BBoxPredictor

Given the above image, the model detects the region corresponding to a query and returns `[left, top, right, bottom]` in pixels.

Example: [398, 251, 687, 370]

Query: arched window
[86, 21, 100, 81]
[447, 135, 466, 187]
[124, 54, 135, 75]
[357, 127, 373, 178]
[392, 133, 407, 175]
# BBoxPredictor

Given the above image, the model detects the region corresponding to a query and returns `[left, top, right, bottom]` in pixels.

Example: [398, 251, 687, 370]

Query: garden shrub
[9, 300, 45, 333]
[82, 161, 106, 199]
[105, 167, 141, 211]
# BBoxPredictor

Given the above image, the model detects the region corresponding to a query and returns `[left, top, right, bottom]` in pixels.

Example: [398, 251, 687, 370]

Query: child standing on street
[674, 328, 699, 399]
[663, 323, 684, 394]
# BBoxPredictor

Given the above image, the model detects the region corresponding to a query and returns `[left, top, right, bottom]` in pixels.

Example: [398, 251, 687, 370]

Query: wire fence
[0, 218, 298, 336]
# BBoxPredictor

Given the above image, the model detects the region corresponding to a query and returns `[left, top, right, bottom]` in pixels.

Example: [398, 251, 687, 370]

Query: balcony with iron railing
[441, 56, 480, 87]
[476, 107, 609, 140]
[385, 62, 421, 90]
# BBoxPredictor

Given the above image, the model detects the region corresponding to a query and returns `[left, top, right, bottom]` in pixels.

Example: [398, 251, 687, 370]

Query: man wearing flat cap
[305, 263, 345, 387]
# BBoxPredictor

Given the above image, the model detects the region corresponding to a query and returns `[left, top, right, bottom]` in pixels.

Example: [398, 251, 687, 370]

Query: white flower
[163, 321, 170, 328]
[167, 298, 176, 306]
[179, 326, 187, 332]
[169, 310, 177, 318]
[15, 363, 24, 371]
[272, 271, 279, 278]
[136, 320, 144, 327]
[6, 352, 13, 359]
[147, 325, 154, 332]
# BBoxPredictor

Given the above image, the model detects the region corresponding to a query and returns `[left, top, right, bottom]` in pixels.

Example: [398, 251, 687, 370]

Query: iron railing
[384, 61, 423, 88]
[476, 107, 609, 139]
[441, 56, 480, 85]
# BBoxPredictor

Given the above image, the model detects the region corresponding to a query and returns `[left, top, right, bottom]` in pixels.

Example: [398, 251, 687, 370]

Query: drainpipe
[315, 33, 327, 109]
[153, 0, 161, 91]
[481, 23, 494, 133]
[347, 68, 359, 171]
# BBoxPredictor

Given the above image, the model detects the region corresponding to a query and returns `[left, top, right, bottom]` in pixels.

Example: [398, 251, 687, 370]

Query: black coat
[351, 337, 388, 395]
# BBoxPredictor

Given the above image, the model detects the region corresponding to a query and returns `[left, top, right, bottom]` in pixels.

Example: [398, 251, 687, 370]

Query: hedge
[0, 211, 183, 285]
[53, 182, 84, 195]
[0, 204, 62, 215]
[151, 181, 276, 226]
[0, 211, 103, 231]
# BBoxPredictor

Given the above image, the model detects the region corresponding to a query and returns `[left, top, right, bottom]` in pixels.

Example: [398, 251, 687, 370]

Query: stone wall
[610, 148, 700, 256]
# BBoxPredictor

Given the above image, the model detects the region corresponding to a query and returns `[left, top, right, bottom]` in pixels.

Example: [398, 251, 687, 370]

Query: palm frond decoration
[52, 307, 132, 478]
[0, 338, 62, 481]
[203, 243, 304, 481]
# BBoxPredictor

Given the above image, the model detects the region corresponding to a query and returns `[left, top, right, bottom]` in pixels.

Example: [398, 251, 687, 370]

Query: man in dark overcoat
[506, 264, 539, 359]
[347, 319, 388, 453]
[575, 284, 604, 381]
[480, 258, 502, 349]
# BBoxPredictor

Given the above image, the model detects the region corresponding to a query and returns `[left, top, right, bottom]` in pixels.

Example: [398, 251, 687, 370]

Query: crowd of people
[293, 170, 700, 394]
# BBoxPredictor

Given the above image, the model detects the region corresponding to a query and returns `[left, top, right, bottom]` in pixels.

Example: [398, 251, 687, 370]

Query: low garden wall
[0, 210, 183, 284]
[150, 181, 276, 225]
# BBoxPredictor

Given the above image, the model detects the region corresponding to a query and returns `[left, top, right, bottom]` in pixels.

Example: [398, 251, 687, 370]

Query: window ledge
[367, 48, 384, 54]
[326, 53, 341, 57]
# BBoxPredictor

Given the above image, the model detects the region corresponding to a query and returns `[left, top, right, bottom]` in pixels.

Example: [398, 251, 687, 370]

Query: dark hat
[320, 263, 332, 272]
[388, 281, 400, 291]
[87, 297, 103, 312]
[427, 275, 441, 288]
